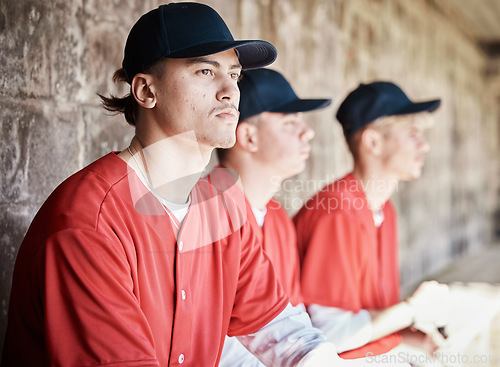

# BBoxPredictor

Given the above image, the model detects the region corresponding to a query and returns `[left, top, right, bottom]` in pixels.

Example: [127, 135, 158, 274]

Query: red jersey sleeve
[38, 229, 159, 366]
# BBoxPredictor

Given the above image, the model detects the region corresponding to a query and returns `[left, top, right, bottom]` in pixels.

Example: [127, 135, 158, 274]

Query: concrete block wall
[0, 0, 498, 356]
[0, 0, 152, 354]
[260, 0, 500, 287]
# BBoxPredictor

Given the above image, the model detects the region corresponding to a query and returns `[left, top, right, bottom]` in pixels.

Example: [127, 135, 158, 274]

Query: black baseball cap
[238, 68, 332, 121]
[123, 2, 277, 83]
[336, 81, 441, 137]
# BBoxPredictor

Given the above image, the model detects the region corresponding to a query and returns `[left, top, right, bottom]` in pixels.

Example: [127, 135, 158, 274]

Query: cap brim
[396, 99, 441, 115]
[271, 98, 332, 114]
[168, 40, 277, 70]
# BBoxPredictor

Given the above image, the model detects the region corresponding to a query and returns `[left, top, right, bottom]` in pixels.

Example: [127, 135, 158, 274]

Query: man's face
[152, 49, 242, 149]
[253, 112, 315, 179]
[378, 116, 432, 181]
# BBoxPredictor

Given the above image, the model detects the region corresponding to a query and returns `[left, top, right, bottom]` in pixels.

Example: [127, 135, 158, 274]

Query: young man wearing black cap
[216, 68, 331, 366]
[2, 4, 409, 367]
[3, 4, 322, 367]
[294, 82, 450, 363]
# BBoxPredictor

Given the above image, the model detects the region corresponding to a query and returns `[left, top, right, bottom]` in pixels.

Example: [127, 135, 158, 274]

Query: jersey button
[181, 290, 186, 300]
[178, 353, 185, 364]
[178, 240, 184, 252]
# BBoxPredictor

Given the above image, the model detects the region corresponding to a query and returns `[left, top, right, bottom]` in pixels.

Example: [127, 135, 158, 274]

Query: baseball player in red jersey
[216, 68, 330, 366]
[294, 82, 450, 365]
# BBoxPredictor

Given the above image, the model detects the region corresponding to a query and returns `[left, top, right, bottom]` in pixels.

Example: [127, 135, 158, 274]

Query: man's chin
[401, 170, 423, 181]
[217, 136, 237, 149]
[198, 133, 236, 150]
[283, 163, 307, 181]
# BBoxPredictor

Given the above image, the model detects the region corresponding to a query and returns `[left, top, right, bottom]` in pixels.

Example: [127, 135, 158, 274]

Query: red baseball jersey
[3, 153, 288, 367]
[294, 173, 402, 358]
[247, 198, 303, 306]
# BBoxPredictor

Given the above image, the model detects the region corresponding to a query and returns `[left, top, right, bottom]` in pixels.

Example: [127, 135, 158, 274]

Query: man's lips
[215, 107, 239, 121]
[300, 147, 311, 157]
[416, 155, 426, 165]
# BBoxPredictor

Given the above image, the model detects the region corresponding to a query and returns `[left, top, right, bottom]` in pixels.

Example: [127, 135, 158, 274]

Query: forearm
[220, 336, 265, 367]
[368, 301, 414, 342]
[235, 303, 412, 366]
[307, 304, 373, 353]
[236, 303, 337, 366]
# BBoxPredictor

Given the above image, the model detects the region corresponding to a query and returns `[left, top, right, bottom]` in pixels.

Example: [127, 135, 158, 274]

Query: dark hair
[98, 68, 137, 125]
[344, 128, 363, 160]
[98, 59, 169, 126]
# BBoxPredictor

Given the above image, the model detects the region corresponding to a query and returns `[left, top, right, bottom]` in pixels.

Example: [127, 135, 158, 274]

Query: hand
[407, 281, 450, 335]
[400, 327, 446, 353]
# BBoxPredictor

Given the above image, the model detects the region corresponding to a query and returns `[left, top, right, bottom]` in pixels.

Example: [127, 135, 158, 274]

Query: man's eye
[230, 72, 241, 80]
[409, 129, 421, 138]
[200, 69, 212, 76]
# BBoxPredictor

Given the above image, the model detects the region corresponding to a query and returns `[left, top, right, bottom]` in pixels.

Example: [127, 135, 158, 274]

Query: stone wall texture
[1, 0, 499, 356]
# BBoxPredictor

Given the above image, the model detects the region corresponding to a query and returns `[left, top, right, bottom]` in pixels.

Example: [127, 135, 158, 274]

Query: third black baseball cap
[336, 81, 441, 137]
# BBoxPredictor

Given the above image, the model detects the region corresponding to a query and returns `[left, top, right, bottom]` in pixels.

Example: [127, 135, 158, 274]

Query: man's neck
[353, 163, 398, 212]
[121, 133, 212, 204]
[222, 157, 282, 210]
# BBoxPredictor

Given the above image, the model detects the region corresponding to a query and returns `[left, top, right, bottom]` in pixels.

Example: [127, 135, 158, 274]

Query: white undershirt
[157, 195, 191, 224]
[251, 207, 267, 227]
[372, 208, 385, 227]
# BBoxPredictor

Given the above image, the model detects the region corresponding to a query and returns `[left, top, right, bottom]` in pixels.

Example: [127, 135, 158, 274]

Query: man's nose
[298, 115, 315, 142]
[216, 75, 239, 103]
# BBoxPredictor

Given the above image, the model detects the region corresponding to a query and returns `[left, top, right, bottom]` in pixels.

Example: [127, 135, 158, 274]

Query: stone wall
[0, 0, 498, 356]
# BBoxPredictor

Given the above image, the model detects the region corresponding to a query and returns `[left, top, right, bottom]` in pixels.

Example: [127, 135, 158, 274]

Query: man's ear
[131, 73, 157, 109]
[360, 127, 383, 156]
[235, 122, 259, 153]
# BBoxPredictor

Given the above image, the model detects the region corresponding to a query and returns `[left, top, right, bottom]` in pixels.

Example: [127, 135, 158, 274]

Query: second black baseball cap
[238, 68, 332, 121]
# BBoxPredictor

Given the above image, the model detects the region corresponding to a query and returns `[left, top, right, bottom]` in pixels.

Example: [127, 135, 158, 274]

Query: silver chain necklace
[127, 146, 180, 230]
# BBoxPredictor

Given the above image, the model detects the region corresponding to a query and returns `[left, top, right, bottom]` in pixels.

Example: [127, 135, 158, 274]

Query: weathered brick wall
[0, 0, 498, 355]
